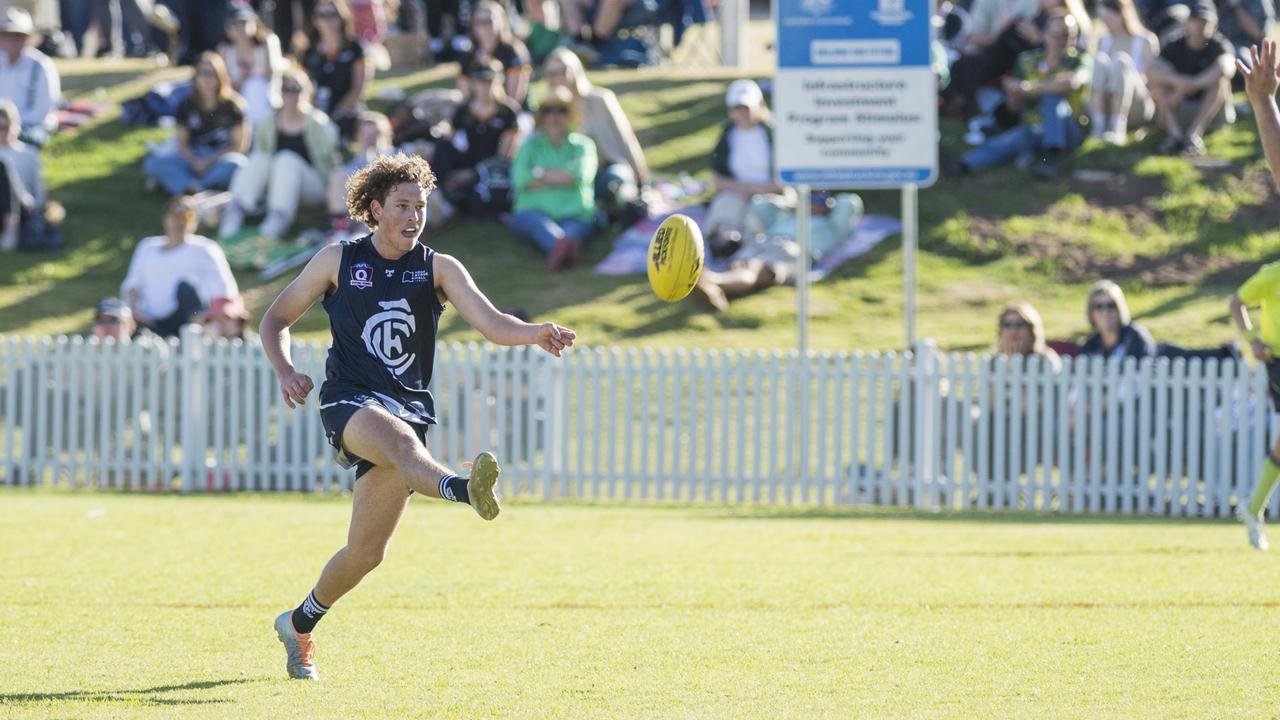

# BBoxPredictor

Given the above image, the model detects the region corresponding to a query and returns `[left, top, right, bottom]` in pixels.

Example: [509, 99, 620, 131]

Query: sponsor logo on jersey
[385, 269, 394, 277]
[350, 262, 374, 289]
[402, 270, 429, 284]
[361, 299, 416, 376]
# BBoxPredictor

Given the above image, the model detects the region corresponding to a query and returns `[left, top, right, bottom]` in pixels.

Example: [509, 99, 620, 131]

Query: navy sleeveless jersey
[320, 235, 444, 424]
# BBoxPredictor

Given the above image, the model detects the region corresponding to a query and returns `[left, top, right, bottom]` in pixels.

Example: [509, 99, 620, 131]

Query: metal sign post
[773, 0, 937, 351]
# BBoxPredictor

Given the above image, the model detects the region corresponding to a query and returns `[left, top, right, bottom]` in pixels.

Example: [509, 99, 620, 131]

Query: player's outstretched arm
[433, 252, 576, 356]
[260, 244, 342, 407]
[1239, 41, 1280, 187]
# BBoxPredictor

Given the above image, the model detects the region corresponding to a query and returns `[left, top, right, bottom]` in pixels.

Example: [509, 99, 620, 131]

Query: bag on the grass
[19, 205, 62, 251]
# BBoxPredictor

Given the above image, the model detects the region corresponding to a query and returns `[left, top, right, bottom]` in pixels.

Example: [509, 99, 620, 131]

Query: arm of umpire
[433, 252, 576, 357]
[1239, 40, 1280, 187]
[259, 244, 342, 407]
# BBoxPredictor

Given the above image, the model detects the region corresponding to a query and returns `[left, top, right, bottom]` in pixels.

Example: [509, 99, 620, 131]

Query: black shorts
[1268, 361, 1280, 413]
[319, 382, 430, 480]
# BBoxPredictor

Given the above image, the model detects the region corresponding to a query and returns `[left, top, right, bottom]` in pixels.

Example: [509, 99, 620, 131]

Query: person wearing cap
[1146, 0, 1236, 155]
[220, 64, 342, 240]
[429, 59, 522, 224]
[219, 4, 285, 124]
[703, 79, 783, 255]
[202, 295, 253, 339]
[90, 298, 137, 342]
[0, 7, 59, 147]
[1216, 0, 1274, 62]
[122, 196, 240, 339]
[509, 86, 598, 271]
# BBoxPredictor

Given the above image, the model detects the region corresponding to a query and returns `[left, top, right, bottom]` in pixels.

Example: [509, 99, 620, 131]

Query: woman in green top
[509, 87, 599, 271]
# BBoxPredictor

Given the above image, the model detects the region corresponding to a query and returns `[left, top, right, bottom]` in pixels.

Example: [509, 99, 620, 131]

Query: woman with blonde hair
[997, 302, 1061, 369]
[509, 87, 598, 271]
[220, 65, 342, 240]
[1088, 0, 1159, 144]
[142, 52, 249, 197]
[543, 47, 648, 218]
[1079, 280, 1156, 359]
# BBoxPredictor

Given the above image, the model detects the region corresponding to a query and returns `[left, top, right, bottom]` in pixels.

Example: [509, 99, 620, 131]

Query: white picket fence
[1, 326, 1275, 517]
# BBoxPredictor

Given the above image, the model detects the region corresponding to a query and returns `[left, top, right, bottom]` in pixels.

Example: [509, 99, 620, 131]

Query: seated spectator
[702, 79, 784, 256]
[301, 0, 372, 138]
[1089, 0, 1159, 144]
[1079, 280, 1156, 359]
[90, 298, 136, 342]
[997, 302, 1062, 369]
[0, 97, 57, 251]
[1147, 1, 1236, 155]
[458, 0, 531, 107]
[220, 66, 342, 240]
[142, 52, 250, 197]
[543, 47, 649, 222]
[202, 295, 252, 340]
[219, 5, 283, 123]
[944, 0, 1092, 116]
[952, 11, 1091, 180]
[691, 191, 862, 312]
[327, 110, 392, 231]
[1216, 0, 1273, 61]
[509, 87, 598, 271]
[122, 196, 240, 339]
[431, 60, 521, 223]
[0, 8, 59, 147]
[559, 0, 676, 66]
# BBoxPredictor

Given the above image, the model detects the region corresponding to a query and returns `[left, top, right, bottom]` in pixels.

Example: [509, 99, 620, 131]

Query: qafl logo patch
[361, 299, 416, 376]
[350, 262, 374, 289]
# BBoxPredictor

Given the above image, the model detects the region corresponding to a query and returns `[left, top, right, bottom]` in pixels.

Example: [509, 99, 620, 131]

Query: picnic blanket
[594, 205, 903, 282]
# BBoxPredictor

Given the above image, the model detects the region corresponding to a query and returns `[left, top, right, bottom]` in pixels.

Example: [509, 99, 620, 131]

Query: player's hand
[1238, 40, 1280, 105]
[278, 370, 315, 408]
[1252, 338, 1274, 362]
[534, 323, 576, 357]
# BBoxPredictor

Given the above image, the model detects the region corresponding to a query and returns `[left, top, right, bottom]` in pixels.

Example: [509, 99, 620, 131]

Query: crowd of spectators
[939, 0, 1271, 176]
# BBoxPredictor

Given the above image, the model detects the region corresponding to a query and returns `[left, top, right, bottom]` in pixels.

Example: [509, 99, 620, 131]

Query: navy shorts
[319, 382, 430, 480]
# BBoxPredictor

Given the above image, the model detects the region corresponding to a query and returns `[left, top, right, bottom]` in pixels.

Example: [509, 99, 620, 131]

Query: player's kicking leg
[1240, 437, 1280, 551]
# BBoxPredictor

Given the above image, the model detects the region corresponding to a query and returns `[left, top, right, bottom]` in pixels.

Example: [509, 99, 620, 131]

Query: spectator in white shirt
[121, 196, 241, 338]
[702, 79, 783, 257]
[0, 8, 59, 147]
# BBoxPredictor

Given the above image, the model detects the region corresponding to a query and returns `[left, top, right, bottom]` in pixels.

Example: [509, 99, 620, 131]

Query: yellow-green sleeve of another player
[1237, 262, 1280, 306]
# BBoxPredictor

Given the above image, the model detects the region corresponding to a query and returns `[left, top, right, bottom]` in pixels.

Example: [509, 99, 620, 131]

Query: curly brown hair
[344, 154, 438, 228]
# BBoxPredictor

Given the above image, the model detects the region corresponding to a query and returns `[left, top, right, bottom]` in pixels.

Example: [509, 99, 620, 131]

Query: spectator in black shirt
[431, 59, 521, 222]
[1079, 280, 1157, 359]
[301, 0, 372, 137]
[1147, 0, 1236, 155]
[142, 52, 249, 196]
[458, 0, 531, 106]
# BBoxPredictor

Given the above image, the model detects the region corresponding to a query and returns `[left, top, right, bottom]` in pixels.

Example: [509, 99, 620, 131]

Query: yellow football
[646, 213, 704, 302]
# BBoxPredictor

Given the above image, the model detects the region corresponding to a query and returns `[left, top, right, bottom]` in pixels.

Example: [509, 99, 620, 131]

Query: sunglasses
[96, 317, 122, 326]
[1091, 301, 1118, 312]
[316, 8, 340, 18]
[474, 15, 494, 25]
[282, 84, 303, 93]
[540, 106, 569, 116]
[196, 67, 217, 77]
[1000, 320, 1030, 330]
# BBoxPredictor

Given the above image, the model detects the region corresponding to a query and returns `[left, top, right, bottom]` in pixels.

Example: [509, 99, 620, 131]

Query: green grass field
[2, 489, 1279, 719]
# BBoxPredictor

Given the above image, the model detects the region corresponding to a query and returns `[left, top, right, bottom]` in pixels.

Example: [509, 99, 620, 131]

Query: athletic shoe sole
[468, 452, 501, 521]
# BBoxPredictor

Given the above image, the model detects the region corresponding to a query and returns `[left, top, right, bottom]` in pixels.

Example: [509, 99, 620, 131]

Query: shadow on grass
[0, 677, 268, 707]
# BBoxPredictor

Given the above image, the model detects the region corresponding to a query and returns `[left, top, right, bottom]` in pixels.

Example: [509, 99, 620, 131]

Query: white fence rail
[1, 327, 1275, 517]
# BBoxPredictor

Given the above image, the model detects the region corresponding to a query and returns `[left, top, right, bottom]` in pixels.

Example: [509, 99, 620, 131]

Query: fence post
[178, 324, 205, 493]
[913, 340, 938, 509]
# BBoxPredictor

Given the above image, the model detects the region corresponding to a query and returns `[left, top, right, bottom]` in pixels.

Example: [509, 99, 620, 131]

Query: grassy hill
[1, 56, 1276, 353]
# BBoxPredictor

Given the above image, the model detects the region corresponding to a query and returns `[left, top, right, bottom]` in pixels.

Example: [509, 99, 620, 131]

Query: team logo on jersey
[402, 270, 429, 284]
[350, 262, 374, 289]
[361, 299, 416, 376]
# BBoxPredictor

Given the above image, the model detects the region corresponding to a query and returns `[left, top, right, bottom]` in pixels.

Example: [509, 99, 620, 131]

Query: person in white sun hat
[0, 7, 60, 147]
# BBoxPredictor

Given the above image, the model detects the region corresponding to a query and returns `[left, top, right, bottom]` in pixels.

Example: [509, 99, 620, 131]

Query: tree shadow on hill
[0, 677, 267, 707]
